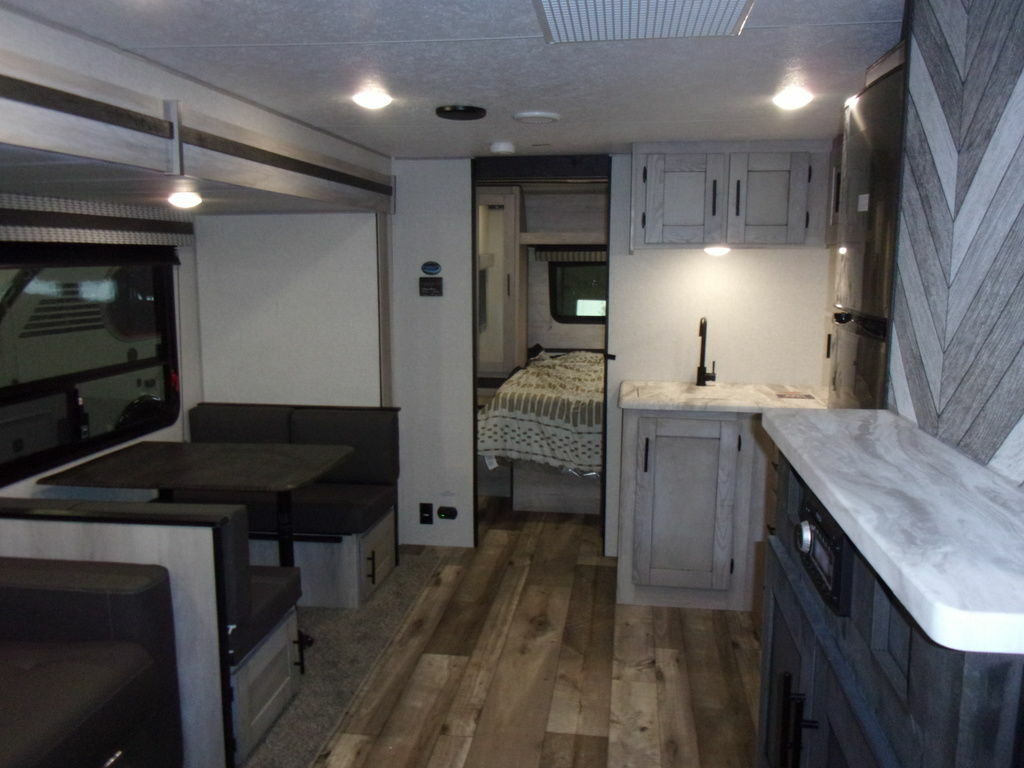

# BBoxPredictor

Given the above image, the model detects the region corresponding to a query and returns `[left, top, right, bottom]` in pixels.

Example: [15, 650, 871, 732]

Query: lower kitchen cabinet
[632, 414, 739, 589]
[760, 538, 899, 768]
[760, 457, 1024, 768]
[618, 409, 768, 609]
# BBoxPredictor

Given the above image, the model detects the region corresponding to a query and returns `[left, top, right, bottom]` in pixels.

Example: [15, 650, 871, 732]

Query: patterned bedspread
[476, 350, 604, 473]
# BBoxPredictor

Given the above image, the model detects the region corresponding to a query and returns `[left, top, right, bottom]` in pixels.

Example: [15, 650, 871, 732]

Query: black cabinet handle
[779, 672, 794, 766]
[712, 179, 718, 216]
[791, 693, 819, 766]
[366, 551, 377, 584]
[643, 437, 650, 473]
[736, 179, 742, 216]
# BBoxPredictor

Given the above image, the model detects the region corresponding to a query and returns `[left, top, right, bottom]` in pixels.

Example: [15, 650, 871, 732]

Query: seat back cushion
[188, 403, 292, 444]
[289, 408, 399, 485]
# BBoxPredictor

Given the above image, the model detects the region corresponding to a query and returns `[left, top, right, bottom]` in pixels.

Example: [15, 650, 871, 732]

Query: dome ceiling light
[772, 85, 814, 110]
[435, 105, 487, 120]
[352, 87, 393, 110]
[513, 110, 560, 124]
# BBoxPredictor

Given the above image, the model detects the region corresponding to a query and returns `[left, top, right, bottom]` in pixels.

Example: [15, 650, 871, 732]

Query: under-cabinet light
[167, 191, 202, 209]
[704, 246, 731, 257]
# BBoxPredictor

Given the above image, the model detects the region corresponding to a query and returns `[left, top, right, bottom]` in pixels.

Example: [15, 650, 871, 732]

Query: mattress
[476, 350, 604, 474]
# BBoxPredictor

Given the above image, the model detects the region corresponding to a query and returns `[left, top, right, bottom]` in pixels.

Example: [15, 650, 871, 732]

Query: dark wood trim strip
[0, 209, 194, 235]
[0, 75, 392, 198]
[180, 126, 393, 197]
[0, 74, 173, 138]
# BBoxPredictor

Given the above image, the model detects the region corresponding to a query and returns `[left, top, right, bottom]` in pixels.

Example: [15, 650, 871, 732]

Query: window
[0, 243, 180, 484]
[548, 261, 607, 324]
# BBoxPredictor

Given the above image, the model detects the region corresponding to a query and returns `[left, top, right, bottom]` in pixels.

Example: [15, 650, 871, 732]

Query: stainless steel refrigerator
[828, 61, 906, 409]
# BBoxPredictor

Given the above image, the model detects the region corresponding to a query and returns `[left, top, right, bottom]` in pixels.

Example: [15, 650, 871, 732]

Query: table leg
[276, 490, 295, 567]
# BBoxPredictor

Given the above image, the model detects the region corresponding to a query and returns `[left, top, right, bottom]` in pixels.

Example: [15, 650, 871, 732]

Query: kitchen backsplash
[888, 0, 1024, 486]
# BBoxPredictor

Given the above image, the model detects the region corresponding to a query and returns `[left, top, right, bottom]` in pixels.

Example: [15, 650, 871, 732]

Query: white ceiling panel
[0, 0, 905, 158]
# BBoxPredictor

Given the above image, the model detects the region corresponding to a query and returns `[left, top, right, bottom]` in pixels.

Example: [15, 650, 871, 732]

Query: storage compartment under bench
[249, 508, 396, 608]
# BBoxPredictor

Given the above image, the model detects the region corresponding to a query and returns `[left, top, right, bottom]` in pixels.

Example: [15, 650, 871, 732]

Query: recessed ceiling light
[838, 246, 849, 254]
[436, 105, 487, 120]
[514, 110, 560, 124]
[704, 245, 730, 256]
[352, 87, 393, 110]
[772, 85, 814, 110]
[168, 191, 202, 209]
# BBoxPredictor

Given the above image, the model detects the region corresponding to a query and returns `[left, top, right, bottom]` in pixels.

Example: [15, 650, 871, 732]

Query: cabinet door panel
[728, 152, 809, 245]
[760, 542, 818, 768]
[642, 153, 725, 244]
[633, 416, 737, 589]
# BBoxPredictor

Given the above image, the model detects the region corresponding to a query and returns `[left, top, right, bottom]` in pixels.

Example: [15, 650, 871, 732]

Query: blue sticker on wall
[421, 261, 442, 275]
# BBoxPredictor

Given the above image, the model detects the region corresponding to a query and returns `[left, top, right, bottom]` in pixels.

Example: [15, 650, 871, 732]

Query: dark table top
[38, 441, 353, 493]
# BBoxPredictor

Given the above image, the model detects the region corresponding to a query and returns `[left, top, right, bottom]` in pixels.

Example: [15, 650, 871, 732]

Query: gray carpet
[242, 546, 443, 768]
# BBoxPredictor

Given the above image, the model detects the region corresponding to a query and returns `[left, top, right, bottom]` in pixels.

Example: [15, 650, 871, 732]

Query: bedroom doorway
[470, 156, 611, 547]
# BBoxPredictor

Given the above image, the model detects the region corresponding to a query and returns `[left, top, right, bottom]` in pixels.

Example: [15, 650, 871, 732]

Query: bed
[476, 350, 605, 475]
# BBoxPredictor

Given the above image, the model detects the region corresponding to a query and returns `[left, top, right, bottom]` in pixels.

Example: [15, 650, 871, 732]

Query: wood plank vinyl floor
[313, 508, 760, 768]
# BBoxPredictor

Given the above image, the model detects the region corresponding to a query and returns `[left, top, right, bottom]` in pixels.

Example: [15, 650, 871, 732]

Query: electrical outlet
[437, 506, 458, 520]
[419, 503, 433, 524]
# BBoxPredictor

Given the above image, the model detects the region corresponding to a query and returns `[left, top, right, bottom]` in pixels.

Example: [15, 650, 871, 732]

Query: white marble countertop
[619, 380, 826, 412]
[763, 408, 1024, 655]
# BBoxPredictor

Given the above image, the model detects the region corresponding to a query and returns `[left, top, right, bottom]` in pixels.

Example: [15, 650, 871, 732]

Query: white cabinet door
[727, 152, 810, 245]
[638, 153, 726, 246]
[632, 415, 739, 589]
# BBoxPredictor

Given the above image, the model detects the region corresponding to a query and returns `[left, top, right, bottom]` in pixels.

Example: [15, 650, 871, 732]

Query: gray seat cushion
[229, 566, 301, 663]
[189, 403, 292, 444]
[175, 484, 395, 537]
[0, 640, 157, 768]
[289, 408, 399, 485]
[248, 483, 396, 537]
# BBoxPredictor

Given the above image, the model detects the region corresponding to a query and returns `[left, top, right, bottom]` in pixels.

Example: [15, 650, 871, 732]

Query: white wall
[194, 214, 381, 406]
[604, 153, 830, 555]
[391, 159, 474, 547]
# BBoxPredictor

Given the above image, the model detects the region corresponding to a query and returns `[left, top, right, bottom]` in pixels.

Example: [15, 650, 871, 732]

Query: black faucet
[697, 317, 716, 386]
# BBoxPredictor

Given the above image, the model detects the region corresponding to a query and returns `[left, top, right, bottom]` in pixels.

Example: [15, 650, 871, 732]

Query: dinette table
[39, 440, 353, 567]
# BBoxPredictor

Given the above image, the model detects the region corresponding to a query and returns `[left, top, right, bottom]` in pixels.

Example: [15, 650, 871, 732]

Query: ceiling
[0, 0, 904, 160]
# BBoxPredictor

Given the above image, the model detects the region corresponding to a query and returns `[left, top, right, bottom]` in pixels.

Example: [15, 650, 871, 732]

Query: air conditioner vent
[535, 0, 755, 43]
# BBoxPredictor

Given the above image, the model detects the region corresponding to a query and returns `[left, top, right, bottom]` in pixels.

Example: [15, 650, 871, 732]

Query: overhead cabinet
[632, 144, 828, 250]
[726, 152, 811, 245]
[641, 152, 727, 245]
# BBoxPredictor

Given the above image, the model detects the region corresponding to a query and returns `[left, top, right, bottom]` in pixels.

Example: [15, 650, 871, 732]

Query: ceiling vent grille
[535, 0, 755, 42]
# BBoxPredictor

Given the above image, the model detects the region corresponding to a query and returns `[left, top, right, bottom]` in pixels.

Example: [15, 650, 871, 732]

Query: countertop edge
[763, 409, 1024, 655]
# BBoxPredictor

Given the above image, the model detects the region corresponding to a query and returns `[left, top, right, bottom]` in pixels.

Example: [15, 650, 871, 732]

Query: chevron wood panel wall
[889, 0, 1024, 485]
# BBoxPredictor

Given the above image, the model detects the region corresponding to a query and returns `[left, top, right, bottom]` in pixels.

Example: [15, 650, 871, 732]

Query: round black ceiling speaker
[435, 105, 487, 120]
